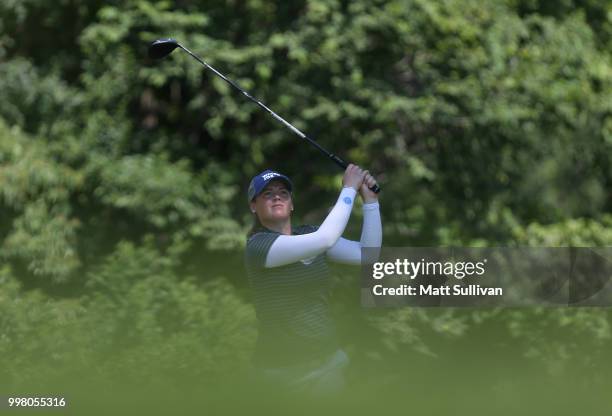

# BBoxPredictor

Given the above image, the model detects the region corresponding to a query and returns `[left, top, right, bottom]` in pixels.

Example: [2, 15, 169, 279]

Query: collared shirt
[245, 225, 338, 368]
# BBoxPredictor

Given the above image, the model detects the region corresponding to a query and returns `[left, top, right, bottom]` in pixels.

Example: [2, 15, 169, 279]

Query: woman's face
[250, 180, 293, 223]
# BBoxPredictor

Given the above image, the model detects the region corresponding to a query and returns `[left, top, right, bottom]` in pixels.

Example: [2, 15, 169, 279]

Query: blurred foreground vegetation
[0, 0, 611, 408]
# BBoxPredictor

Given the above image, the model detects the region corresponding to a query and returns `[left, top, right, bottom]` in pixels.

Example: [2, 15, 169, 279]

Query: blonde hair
[247, 212, 266, 239]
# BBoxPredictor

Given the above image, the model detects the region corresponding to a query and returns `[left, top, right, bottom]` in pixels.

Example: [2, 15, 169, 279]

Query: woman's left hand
[359, 171, 379, 203]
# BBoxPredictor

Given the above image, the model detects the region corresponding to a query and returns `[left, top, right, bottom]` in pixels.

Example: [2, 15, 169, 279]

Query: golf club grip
[329, 154, 381, 194]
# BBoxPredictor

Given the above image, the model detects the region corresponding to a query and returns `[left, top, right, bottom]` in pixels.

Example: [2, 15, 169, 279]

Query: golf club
[148, 38, 380, 194]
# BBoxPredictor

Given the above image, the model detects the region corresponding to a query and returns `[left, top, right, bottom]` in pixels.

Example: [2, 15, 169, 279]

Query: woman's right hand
[342, 164, 367, 191]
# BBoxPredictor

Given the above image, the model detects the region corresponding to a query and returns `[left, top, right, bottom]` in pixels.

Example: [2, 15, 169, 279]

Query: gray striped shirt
[245, 225, 338, 368]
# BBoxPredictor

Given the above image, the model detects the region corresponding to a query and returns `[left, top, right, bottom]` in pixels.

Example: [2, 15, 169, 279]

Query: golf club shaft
[178, 44, 380, 194]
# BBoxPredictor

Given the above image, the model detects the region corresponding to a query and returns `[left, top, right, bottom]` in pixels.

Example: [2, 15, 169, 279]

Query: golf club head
[149, 38, 180, 59]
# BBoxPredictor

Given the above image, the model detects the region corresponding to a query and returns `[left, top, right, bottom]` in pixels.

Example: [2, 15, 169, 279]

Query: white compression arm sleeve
[326, 201, 382, 265]
[264, 187, 357, 268]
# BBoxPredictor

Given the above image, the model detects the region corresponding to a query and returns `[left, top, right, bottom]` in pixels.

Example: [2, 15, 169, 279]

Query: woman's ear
[249, 200, 256, 214]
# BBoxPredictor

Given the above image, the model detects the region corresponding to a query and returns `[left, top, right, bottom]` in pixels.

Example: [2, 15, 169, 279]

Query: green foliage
[367, 306, 612, 376]
[83, 236, 256, 383]
[0, 121, 82, 281]
[0, 0, 610, 393]
[516, 215, 612, 246]
[0, 58, 84, 136]
[0, 238, 256, 388]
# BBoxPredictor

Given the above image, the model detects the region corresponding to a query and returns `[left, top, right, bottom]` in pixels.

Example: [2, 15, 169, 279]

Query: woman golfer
[245, 164, 382, 394]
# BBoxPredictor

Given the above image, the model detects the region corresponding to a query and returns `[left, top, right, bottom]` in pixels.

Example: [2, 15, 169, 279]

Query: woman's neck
[261, 219, 292, 235]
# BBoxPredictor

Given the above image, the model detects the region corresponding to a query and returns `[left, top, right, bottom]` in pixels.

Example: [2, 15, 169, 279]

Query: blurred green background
[0, 0, 611, 411]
